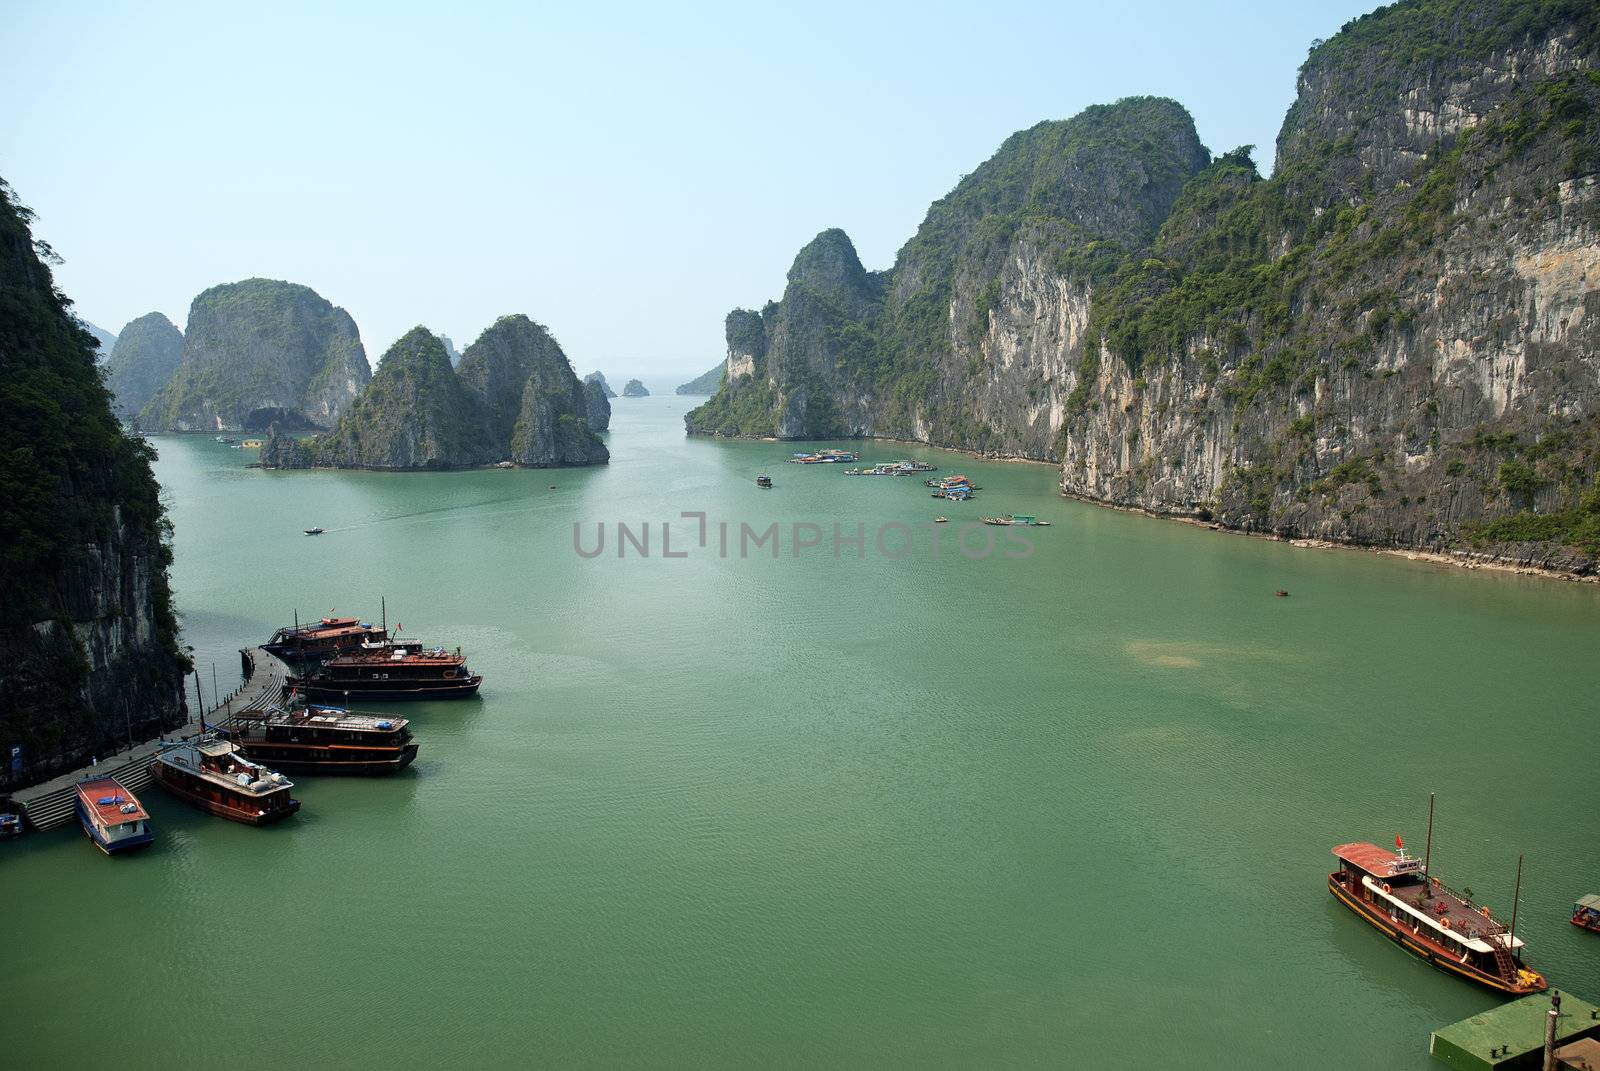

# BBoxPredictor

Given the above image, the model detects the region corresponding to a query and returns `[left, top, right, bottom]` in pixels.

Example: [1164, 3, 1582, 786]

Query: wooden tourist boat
[1573, 895, 1600, 934]
[290, 641, 483, 701]
[1329, 838, 1545, 995]
[263, 614, 386, 662]
[150, 738, 300, 825]
[221, 704, 419, 775]
[264, 614, 385, 662]
[756, 474, 773, 487]
[74, 777, 154, 854]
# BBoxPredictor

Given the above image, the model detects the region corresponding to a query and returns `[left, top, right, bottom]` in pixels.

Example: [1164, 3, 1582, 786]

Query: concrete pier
[11, 647, 289, 831]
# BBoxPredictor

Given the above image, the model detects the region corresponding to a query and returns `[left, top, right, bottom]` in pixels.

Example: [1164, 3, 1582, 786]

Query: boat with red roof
[289, 640, 482, 701]
[1329, 833, 1545, 995]
[74, 777, 153, 854]
[263, 613, 387, 664]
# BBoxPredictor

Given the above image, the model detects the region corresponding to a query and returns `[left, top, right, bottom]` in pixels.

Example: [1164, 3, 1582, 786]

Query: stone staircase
[14, 647, 287, 832]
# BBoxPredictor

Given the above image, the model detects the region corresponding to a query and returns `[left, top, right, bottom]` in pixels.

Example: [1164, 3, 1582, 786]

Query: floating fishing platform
[1430, 991, 1600, 1070]
[10, 647, 289, 831]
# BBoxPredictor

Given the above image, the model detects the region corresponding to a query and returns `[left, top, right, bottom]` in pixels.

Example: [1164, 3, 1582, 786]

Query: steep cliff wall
[264, 315, 606, 469]
[263, 328, 492, 470]
[686, 97, 1209, 452]
[1056, 0, 1600, 566]
[0, 178, 187, 789]
[143, 278, 370, 432]
[104, 311, 184, 421]
[689, 0, 1600, 569]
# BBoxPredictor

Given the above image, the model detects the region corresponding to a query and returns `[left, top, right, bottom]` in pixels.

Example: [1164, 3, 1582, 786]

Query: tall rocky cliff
[143, 278, 371, 432]
[0, 178, 187, 789]
[104, 311, 184, 422]
[676, 363, 724, 395]
[583, 376, 612, 431]
[263, 315, 607, 469]
[689, 0, 1600, 570]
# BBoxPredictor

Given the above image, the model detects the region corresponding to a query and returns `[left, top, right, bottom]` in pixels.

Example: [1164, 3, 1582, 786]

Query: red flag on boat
[1395, 834, 1403, 850]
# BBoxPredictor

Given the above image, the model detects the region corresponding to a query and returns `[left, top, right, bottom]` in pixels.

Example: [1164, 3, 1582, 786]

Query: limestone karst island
[2, 2, 1598, 1067]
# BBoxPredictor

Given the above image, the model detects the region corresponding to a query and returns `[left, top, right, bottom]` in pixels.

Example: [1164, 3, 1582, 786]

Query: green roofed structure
[1431, 991, 1600, 1070]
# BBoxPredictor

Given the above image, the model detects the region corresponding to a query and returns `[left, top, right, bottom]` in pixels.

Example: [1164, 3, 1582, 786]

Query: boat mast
[382, 596, 387, 636]
[1423, 791, 1435, 885]
[1508, 853, 1524, 959]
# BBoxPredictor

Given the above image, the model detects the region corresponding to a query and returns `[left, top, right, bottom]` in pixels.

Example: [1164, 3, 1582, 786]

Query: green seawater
[4, 396, 1598, 1068]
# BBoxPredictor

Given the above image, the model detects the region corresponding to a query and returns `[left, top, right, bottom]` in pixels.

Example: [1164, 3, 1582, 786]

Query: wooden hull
[232, 740, 419, 775]
[1574, 915, 1600, 935]
[150, 762, 300, 825]
[1328, 874, 1544, 996]
[294, 677, 481, 701]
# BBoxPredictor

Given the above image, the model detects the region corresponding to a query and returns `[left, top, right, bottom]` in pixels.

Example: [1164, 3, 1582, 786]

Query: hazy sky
[4, 1, 1371, 383]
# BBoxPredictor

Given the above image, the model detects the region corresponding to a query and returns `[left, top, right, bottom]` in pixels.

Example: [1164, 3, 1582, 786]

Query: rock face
[676, 363, 725, 395]
[81, 320, 116, 361]
[104, 312, 184, 422]
[687, 98, 1208, 446]
[142, 278, 371, 432]
[438, 333, 461, 365]
[457, 316, 608, 466]
[622, 378, 649, 397]
[689, 0, 1600, 569]
[583, 377, 611, 431]
[263, 315, 607, 470]
[0, 178, 187, 790]
[585, 371, 617, 398]
[262, 328, 490, 470]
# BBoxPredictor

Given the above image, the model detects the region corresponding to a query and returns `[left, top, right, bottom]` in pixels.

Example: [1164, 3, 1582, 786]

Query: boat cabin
[1574, 894, 1600, 934]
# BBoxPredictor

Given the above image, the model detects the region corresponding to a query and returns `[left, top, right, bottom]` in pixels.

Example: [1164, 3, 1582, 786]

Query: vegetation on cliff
[689, 0, 1600, 568]
[686, 97, 1210, 441]
[142, 278, 370, 432]
[585, 371, 617, 398]
[0, 177, 186, 785]
[264, 315, 606, 470]
[621, 378, 649, 397]
[104, 311, 184, 422]
[675, 364, 724, 395]
[264, 328, 490, 469]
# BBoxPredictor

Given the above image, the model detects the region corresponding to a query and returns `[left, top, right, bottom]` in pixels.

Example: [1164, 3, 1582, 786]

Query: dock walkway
[12, 647, 288, 831]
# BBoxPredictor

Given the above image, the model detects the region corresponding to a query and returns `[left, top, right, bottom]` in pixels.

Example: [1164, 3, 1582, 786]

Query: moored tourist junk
[263, 613, 387, 662]
[1328, 799, 1546, 996]
[149, 738, 301, 825]
[289, 640, 483, 701]
[221, 703, 420, 775]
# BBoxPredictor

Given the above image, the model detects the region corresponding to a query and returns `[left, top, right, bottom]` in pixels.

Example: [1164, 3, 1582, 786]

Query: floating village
[1, 608, 478, 848]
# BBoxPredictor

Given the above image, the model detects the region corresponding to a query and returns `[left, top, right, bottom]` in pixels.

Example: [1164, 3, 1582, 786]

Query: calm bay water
[4, 395, 1598, 1068]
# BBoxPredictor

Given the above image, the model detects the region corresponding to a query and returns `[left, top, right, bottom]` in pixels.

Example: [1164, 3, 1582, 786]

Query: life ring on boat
[1440, 917, 1451, 929]
[1481, 906, 1491, 918]
[1381, 883, 1391, 894]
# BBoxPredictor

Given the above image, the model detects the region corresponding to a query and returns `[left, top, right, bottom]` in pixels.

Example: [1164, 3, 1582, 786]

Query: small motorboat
[1573, 895, 1600, 934]
[74, 778, 154, 854]
[1275, 589, 1290, 597]
[304, 527, 325, 536]
[756, 475, 773, 488]
[934, 516, 948, 524]
[0, 812, 22, 839]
